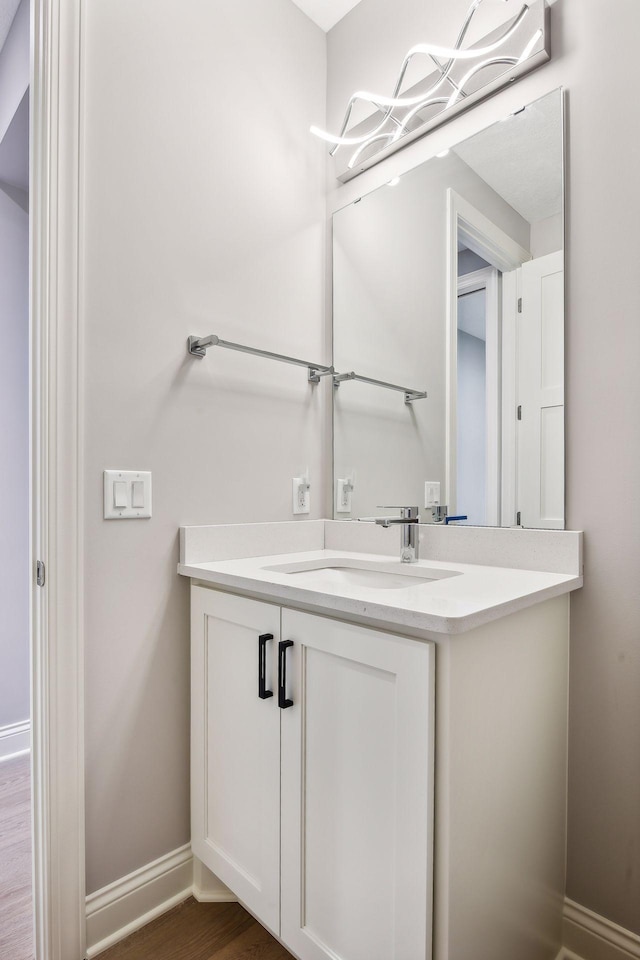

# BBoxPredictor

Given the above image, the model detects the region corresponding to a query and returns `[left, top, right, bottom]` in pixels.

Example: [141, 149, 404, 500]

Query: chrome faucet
[375, 506, 420, 563]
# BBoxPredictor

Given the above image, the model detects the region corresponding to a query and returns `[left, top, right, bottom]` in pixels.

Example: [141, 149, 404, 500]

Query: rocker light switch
[104, 470, 152, 519]
[131, 480, 145, 509]
[113, 481, 127, 508]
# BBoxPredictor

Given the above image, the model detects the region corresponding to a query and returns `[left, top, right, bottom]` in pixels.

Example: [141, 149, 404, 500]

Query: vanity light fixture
[311, 0, 549, 182]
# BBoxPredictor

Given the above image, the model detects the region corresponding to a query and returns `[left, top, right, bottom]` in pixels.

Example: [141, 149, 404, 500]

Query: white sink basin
[263, 557, 460, 591]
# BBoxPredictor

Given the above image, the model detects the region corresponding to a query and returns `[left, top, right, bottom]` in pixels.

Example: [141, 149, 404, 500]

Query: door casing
[31, 0, 85, 956]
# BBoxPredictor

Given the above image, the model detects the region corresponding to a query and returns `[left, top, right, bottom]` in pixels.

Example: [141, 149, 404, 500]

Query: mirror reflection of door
[455, 240, 564, 530]
[517, 251, 565, 529]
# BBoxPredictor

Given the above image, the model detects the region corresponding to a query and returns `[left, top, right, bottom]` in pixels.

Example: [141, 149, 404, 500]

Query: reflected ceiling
[454, 93, 562, 223]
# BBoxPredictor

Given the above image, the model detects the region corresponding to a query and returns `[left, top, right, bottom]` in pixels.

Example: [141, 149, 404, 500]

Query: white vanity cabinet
[190, 585, 434, 960]
[182, 522, 581, 960]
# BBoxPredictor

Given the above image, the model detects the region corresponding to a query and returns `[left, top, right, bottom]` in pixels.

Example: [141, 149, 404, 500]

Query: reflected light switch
[131, 480, 145, 509]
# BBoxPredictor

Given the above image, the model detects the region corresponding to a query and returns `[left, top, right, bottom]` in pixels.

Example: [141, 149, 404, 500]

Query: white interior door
[190, 588, 281, 934]
[280, 609, 434, 960]
[517, 251, 565, 528]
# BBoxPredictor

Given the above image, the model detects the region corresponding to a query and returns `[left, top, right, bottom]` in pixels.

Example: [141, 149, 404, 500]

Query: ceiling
[289, 0, 363, 32]
[0, 0, 20, 54]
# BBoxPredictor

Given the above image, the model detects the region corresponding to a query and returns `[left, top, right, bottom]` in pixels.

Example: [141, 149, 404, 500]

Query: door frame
[446, 189, 530, 515]
[456, 267, 500, 526]
[31, 0, 85, 957]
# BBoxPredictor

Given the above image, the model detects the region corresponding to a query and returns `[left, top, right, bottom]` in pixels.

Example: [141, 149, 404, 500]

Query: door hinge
[36, 560, 46, 587]
[517, 405, 522, 420]
[516, 511, 522, 526]
[517, 297, 522, 313]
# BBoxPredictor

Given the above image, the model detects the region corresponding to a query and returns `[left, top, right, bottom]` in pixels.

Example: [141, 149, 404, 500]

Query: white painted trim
[562, 899, 640, 960]
[0, 720, 30, 761]
[500, 268, 519, 526]
[85, 845, 194, 958]
[453, 190, 531, 274]
[85, 848, 236, 958]
[85, 854, 640, 960]
[192, 857, 237, 903]
[31, 0, 85, 958]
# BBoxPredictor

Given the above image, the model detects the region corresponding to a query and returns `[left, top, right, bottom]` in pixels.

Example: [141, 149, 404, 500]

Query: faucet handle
[377, 505, 420, 518]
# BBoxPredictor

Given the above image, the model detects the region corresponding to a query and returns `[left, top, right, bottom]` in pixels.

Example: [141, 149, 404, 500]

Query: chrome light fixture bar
[311, 0, 549, 182]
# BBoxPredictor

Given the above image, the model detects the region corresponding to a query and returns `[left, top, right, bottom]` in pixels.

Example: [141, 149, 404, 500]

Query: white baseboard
[85, 844, 194, 957]
[0, 719, 30, 761]
[85, 846, 236, 958]
[561, 899, 640, 960]
[86, 854, 640, 960]
[192, 858, 236, 903]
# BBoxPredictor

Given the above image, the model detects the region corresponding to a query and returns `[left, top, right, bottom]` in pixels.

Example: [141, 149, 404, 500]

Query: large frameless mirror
[332, 88, 564, 529]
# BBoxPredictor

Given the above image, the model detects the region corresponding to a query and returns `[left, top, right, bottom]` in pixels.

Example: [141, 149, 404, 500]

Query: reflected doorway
[450, 200, 565, 530]
[456, 257, 499, 526]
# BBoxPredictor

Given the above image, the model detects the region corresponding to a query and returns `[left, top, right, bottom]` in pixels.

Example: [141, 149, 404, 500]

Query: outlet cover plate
[424, 481, 440, 508]
[292, 477, 310, 515]
[336, 478, 353, 513]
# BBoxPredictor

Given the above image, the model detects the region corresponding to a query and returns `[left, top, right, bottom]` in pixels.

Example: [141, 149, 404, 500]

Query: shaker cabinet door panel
[280, 609, 434, 960]
[191, 587, 281, 935]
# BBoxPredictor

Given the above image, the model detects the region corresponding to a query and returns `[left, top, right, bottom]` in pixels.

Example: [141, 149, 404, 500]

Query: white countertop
[178, 545, 582, 637]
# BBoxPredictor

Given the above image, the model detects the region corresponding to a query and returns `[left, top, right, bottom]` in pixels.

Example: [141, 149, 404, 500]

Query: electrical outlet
[292, 475, 310, 515]
[424, 481, 440, 508]
[336, 477, 354, 513]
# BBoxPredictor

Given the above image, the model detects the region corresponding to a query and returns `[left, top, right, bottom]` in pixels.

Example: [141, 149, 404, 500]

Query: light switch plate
[104, 470, 152, 519]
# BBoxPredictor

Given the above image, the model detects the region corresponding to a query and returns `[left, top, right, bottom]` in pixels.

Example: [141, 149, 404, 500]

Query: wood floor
[0, 753, 33, 960]
[97, 898, 295, 960]
[0, 755, 291, 960]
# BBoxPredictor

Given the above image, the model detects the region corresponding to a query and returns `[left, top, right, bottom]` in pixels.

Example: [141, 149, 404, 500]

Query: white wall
[81, 0, 327, 893]
[0, 184, 29, 732]
[328, 0, 640, 936]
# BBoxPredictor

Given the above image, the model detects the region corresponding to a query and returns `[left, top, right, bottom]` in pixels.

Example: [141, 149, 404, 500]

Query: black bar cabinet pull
[258, 633, 274, 700]
[278, 640, 294, 709]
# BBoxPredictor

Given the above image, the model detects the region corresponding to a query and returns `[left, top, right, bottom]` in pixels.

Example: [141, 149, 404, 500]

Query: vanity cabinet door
[280, 609, 435, 960]
[191, 587, 281, 935]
